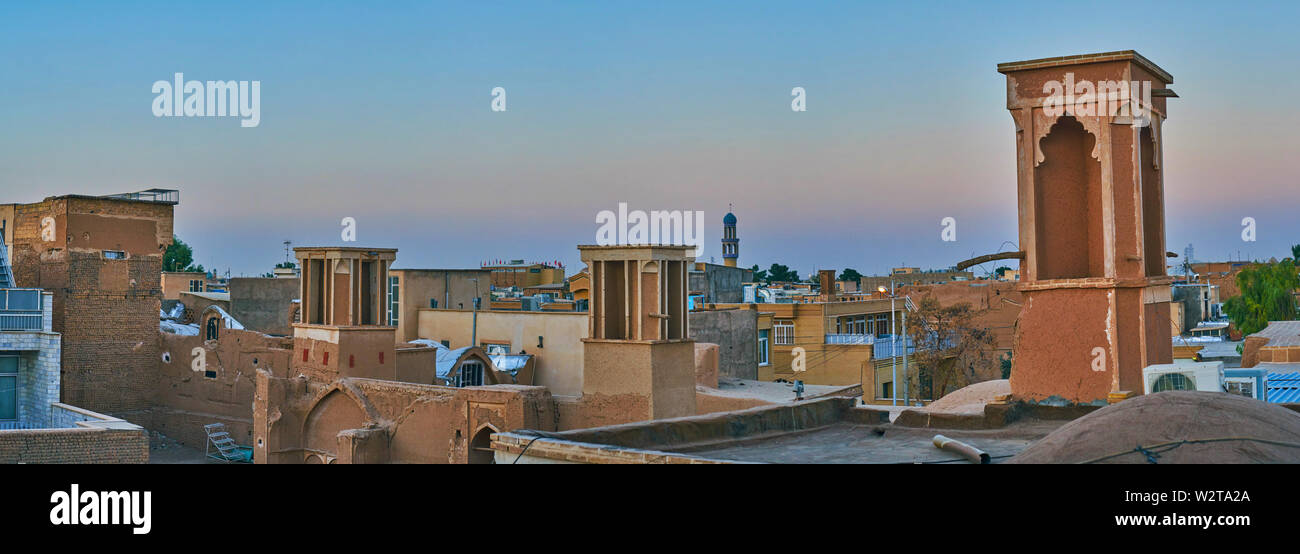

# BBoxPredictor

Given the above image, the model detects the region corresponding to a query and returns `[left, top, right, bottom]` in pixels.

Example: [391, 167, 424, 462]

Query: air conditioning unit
[1142, 362, 1224, 394]
[1223, 368, 1268, 401]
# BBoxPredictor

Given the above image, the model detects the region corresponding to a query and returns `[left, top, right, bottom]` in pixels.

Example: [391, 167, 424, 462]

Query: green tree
[749, 264, 768, 283]
[275, 261, 297, 269]
[838, 268, 863, 283]
[994, 266, 1012, 278]
[1292, 244, 1300, 260]
[163, 236, 205, 273]
[766, 263, 798, 283]
[1223, 257, 1299, 336]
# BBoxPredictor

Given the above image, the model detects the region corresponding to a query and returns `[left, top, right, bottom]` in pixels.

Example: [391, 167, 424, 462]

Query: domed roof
[1008, 391, 1300, 463]
[723, 212, 737, 225]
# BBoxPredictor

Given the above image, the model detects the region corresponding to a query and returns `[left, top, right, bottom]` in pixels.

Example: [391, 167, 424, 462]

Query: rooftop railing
[825, 334, 876, 345]
[101, 188, 180, 205]
[0, 289, 43, 331]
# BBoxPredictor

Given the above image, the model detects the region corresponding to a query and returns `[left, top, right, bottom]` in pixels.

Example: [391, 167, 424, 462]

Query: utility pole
[879, 280, 898, 406]
[902, 302, 909, 406]
[470, 277, 480, 348]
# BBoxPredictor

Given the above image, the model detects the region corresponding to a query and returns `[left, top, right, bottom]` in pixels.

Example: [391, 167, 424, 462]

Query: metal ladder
[204, 423, 251, 462]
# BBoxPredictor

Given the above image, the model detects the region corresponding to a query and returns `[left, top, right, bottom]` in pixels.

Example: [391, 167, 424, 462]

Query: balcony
[825, 334, 876, 345]
[0, 289, 43, 331]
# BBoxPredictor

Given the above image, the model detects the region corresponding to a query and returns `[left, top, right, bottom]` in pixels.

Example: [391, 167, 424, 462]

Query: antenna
[283, 240, 292, 266]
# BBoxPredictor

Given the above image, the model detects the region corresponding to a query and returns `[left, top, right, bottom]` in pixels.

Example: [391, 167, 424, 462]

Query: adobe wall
[229, 277, 299, 336]
[254, 373, 555, 464]
[582, 339, 696, 421]
[688, 308, 757, 379]
[395, 345, 439, 384]
[291, 325, 398, 382]
[145, 329, 293, 449]
[1010, 288, 1113, 404]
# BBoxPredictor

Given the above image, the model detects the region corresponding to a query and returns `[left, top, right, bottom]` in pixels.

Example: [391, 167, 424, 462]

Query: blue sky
[2, 1, 1297, 277]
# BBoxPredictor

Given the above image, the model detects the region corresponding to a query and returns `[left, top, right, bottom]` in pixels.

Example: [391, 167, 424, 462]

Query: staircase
[0, 239, 13, 288]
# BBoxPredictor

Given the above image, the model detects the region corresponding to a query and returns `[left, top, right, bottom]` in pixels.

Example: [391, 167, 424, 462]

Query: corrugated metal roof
[1249, 321, 1300, 347]
[1266, 372, 1300, 404]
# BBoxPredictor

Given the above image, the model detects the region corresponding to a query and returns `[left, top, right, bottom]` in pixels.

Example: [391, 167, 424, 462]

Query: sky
[1, 1, 1298, 278]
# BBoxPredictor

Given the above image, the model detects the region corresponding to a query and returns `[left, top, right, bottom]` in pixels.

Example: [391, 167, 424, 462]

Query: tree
[1223, 256, 1299, 336]
[1293, 244, 1300, 260]
[275, 261, 297, 269]
[750, 264, 768, 283]
[994, 266, 1012, 278]
[903, 297, 998, 402]
[838, 268, 863, 283]
[765, 263, 798, 283]
[163, 236, 205, 273]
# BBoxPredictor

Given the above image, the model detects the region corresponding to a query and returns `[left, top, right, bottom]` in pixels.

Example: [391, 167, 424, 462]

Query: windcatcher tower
[579, 245, 696, 422]
[292, 247, 398, 381]
[998, 51, 1176, 403]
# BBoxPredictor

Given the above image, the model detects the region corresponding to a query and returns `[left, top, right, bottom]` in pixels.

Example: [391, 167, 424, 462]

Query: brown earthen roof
[997, 50, 1173, 84]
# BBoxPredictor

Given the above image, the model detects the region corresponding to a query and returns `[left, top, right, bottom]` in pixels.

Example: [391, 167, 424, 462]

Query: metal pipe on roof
[933, 434, 990, 464]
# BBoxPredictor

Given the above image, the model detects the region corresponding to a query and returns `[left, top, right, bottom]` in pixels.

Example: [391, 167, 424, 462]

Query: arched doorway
[468, 426, 496, 464]
[205, 316, 219, 340]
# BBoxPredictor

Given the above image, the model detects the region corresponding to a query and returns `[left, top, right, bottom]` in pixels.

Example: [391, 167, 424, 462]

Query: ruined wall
[229, 277, 299, 336]
[148, 329, 292, 448]
[254, 374, 555, 464]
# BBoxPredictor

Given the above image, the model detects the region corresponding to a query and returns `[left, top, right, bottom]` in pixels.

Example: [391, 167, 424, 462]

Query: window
[103, 250, 126, 260]
[757, 330, 770, 366]
[483, 343, 510, 355]
[452, 361, 484, 387]
[774, 321, 794, 345]
[871, 313, 890, 337]
[0, 355, 18, 421]
[189, 279, 203, 292]
[388, 276, 400, 327]
[880, 381, 892, 401]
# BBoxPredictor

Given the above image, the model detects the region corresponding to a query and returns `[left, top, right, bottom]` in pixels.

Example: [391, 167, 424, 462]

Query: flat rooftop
[492, 397, 1065, 464]
[681, 421, 1059, 464]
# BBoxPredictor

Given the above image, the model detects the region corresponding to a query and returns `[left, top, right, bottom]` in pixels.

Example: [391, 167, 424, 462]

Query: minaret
[721, 206, 739, 268]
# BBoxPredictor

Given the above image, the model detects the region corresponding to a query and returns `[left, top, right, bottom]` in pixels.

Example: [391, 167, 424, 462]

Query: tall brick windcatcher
[10, 195, 175, 414]
[998, 52, 1176, 404]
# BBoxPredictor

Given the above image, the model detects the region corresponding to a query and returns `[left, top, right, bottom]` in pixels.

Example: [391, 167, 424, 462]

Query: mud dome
[1009, 391, 1300, 463]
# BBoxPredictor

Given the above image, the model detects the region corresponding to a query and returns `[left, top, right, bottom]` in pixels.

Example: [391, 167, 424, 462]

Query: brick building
[7, 191, 177, 415]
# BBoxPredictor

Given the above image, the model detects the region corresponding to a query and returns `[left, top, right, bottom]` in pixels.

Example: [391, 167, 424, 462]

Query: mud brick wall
[9, 196, 174, 416]
[0, 427, 149, 464]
